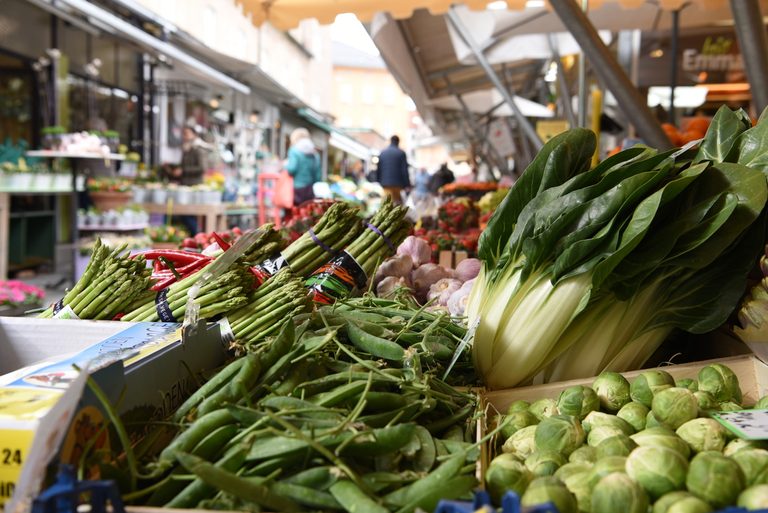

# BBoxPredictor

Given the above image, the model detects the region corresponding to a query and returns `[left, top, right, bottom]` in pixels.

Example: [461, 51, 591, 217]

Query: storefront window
[67, 76, 137, 146]
[0, 53, 34, 147]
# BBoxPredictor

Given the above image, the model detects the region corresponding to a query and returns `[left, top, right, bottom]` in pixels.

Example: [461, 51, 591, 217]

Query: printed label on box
[0, 429, 34, 505]
[712, 409, 768, 440]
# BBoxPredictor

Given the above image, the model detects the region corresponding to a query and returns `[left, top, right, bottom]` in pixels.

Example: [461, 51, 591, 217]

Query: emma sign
[682, 36, 744, 73]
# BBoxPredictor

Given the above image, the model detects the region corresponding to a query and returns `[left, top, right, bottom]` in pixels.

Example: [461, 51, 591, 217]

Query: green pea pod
[342, 423, 417, 457]
[440, 439, 479, 463]
[158, 409, 235, 466]
[442, 425, 465, 442]
[165, 445, 247, 508]
[362, 472, 419, 493]
[247, 431, 351, 461]
[329, 480, 389, 513]
[196, 353, 261, 416]
[346, 322, 405, 360]
[257, 320, 295, 370]
[412, 426, 437, 472]
[285, 466, 339, 490]
[310, 380, 369, 407]
[395, 475, 477, 513]
[356, 391, 409, 412]
[271, 482, 342, 510]
[173, 357, 245, 422]
[359, 402, 422, 428]
[400, 453, 465, 506]
[298, 371, 398, 396]
[174, 452, 298, 511]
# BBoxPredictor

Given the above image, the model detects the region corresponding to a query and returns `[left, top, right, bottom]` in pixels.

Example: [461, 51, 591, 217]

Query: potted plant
[145, 224, 188, 249]
[0, 280, 45, 316]
[103, 130, 120, 153]
[87, 177, 134, 210]
[41, 126, 65, 151]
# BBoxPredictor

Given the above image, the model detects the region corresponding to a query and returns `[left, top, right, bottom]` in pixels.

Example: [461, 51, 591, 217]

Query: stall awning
[297, 108, 373, 160]
[55, 0, 251, 94]
[239, 0, 753, 30]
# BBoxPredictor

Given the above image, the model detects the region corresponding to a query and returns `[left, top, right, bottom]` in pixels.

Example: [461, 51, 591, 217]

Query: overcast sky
[330, 13, 380, 56]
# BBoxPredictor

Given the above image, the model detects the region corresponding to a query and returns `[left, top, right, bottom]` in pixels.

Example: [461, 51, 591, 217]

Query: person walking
[428, 162, 455, 194]
[377, 135, 410, 204]
[286, 128, 321, 205]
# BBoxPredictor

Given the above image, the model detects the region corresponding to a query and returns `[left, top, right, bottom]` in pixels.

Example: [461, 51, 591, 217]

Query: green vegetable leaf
[727, 120, 768, 175]
[695, 105, 751, 163]
[478, 129, 595, 266]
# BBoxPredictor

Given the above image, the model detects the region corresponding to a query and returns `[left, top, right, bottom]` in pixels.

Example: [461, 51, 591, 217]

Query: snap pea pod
[384, 453, 466, 507]
[165, 445, 247, 508]
[349, 391, 408, 412]
[284, 466, 339, 490]
[172, 357, 245, 422]
[158, 409, 235, 467]
[247, 431, 351, 461]
[310, 380, 369, 407]
[394, 475, 477, 513]
[341, 423, 417, 458]
[175, 452, 298, 511]
[346, 322, 405, 361]
[362, 471, 419, 493]
[411, 425, 437, 472]
[270, 482, 342, 510]
[329, 481, 389, 513]
[196, 352, 261, 417]
[297, 370, 401, 396]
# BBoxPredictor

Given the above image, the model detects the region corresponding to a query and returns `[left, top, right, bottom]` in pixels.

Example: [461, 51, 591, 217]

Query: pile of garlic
[373, 236, 479, 316]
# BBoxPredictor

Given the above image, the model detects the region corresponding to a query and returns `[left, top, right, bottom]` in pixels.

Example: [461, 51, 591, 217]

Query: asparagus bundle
[254, 202, 362, 280]
[120, 267, 252, 323]
[240, 223, 286, 265]
[225, 268, 310, 351]
[39, 239, 154, 320]
[305, 197, 412, 304]
[343, 197, 412, 277]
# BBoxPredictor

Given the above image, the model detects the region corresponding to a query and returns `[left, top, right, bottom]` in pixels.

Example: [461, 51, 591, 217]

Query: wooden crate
[478, 355, 768, 484]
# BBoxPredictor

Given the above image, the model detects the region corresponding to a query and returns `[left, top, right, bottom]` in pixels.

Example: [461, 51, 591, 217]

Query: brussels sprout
[582, 411, 635, 435]
[617, 402, 650, 432]
[732, 449, 768, 486]
[592, 372, 632, 412]
[755, 396, 768, 410]
[485, 453, 533, 504]
[631, 426, 691, 459]
[525, 450, 567, 477]
[507, 400, 531, 414]
[686, 451, 746, 508]
[675, 418, 727, 454]
[569, 445, 597, 464]
[588, 426, 626, 447]
[738, 484, 768, 510]
[587, 456, 628, 488]
[652, 491, 699, 513]
[675, 378, 698, 392]
[719, 401, 742, 412]
[591, 472, 649, 513]
[626, 445, 688, 499]
[521, 476, 578, 513]
[725, 439, 768, 457]
[698, 363, 742, 404]
[665, 496, 712, 513]
[529, 398, 559, 421]
[534, 415, 585, 456]
[646, 411, 662, 428]
[596, 434, 637, 458]
[502, 425, 537, 458]
[560, 470, 593, 513]
[693, 391, 718, 411]
[500, 410, 539, 439]
[630, 370, 675, 407]
[652, 387, 698, 430]
[555, 462, 593, 481]
[557, 386, 600, 420]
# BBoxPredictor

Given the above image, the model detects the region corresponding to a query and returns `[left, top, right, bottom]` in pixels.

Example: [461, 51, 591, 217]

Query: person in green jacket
[286, 128, 321, 205]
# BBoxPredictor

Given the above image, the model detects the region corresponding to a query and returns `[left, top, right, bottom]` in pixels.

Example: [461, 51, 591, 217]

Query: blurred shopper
[413, 167, 431, 201]
[377, 135, 410, 204]
[429, 162, 455, 194]
[286, 128, 322, 205]
[171, 125, 207, 234]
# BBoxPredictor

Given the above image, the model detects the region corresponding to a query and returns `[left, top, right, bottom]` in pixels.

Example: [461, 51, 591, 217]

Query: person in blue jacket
[286, 128, 321, 205]
[377, 135, 410, 204]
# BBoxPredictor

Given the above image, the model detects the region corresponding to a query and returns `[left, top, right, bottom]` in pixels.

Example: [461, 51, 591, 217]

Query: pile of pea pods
[120, 296, 481, 512]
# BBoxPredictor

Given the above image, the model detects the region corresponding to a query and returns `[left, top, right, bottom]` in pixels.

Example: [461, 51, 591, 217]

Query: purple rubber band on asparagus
[365, 222, 395, 252]
[309, 228, 336, 255]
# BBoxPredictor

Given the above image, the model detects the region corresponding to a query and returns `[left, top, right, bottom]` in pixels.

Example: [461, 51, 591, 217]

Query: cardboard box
[479, 355, 768, 484]
[0, 318, 229, 513]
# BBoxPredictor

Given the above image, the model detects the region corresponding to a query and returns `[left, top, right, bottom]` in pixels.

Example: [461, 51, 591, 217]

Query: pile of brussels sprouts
[485, 363, 768, 513]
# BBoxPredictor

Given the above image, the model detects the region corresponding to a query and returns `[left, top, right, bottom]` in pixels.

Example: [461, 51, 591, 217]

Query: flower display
[437, 197, 480, 234]
[145, 224, 188, 244]
[0, 281, 45, 308]
[86, 177, 133, 193]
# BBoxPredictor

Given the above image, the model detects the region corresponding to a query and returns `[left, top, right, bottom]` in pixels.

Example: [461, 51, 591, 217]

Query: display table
[25, 151, 125, 282]
[141, 203, 228, 233]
